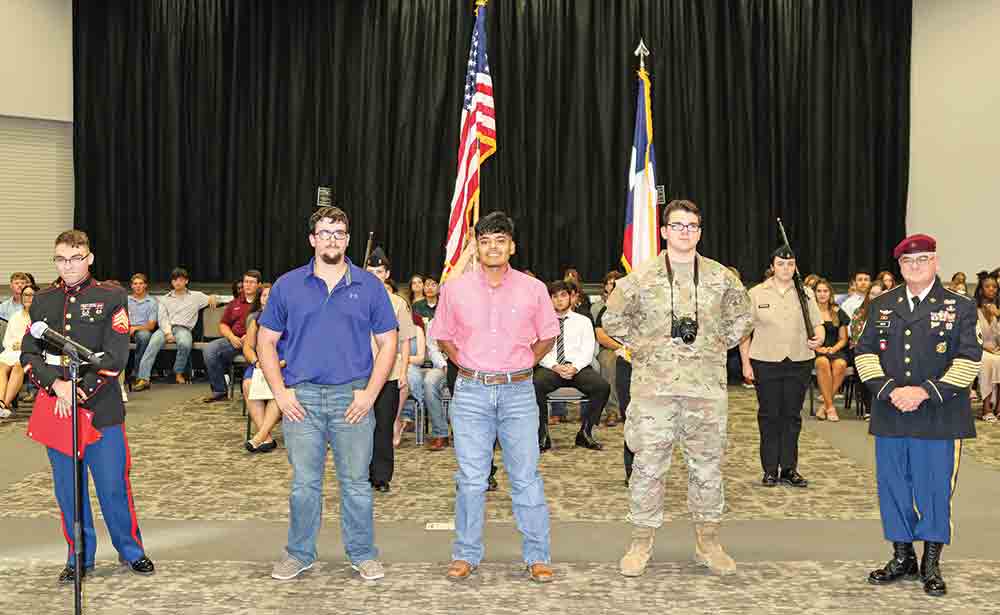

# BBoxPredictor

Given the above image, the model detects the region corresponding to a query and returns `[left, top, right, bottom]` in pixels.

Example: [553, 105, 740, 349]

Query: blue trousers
[48, 424, 146, 568]
[875, 436, 962, 545]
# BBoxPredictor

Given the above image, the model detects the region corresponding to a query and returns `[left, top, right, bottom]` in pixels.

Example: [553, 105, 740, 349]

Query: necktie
[556, 317, 566, 364]
[912, 296, 921, 312]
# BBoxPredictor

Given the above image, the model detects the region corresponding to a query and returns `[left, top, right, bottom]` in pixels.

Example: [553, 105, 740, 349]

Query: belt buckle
[60, 355, 71, 368]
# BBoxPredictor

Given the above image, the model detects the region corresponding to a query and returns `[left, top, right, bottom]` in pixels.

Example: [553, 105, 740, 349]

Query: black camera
[671, 316, 699, 344]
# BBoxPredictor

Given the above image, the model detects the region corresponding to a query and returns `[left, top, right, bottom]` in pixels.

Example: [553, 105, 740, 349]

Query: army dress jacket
[855, 280, 982, 440]
[20, 277, 130, 429]
[602, 251, 753, 400]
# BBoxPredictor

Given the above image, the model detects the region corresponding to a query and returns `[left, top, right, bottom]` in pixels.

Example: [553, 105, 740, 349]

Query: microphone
[29, 321, 105, 365]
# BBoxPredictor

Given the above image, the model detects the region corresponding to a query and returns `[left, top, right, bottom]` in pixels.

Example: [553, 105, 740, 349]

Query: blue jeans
[130, 330, 153, 378]
[204, 337, 240, 395]
[407, 365, 449, 437]
[137, 327, 193, 380]
[451, 376, 550, 566]
[283, 380, 376, 566]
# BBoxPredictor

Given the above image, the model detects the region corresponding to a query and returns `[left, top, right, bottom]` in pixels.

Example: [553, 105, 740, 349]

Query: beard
[320, 252, 343, 265]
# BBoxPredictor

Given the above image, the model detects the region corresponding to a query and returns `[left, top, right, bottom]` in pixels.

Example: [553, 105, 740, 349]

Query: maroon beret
[893, 234, 937, 259]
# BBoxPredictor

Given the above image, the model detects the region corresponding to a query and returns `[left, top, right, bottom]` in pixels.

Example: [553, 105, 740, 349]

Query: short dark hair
[9, 272, 30, 284]
[309, 206, 350, 234]
[170, 267, 190, 281]
[853, 270, 872, 281]
[55, 230, 90, 249]
[547, 280, 573, 296]
[244, 269, 262, 282]
[423, 275, 439, 285]
[130, 273, 149, 284]
[661, 199, 702, 226]
[474, 211, 514, 238]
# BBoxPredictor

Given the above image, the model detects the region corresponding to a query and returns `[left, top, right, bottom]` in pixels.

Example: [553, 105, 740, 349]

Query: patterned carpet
[0, 387, 883, 523]
[1, 558, 996, 615]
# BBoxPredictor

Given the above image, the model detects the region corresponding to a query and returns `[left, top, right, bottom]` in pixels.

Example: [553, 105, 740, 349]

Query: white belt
[43, 352, 90, 367]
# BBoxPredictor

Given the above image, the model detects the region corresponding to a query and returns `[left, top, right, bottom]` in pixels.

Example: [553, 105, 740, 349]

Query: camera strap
[666, 253, 699, 328]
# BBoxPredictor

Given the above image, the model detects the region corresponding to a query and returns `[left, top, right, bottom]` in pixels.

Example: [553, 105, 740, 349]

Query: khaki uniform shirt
[371, 292, 417, 381]
[602, 251, 753, 400]
[748, 279, 822, 362]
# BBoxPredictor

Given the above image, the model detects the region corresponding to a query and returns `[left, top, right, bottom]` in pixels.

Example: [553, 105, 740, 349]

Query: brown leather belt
[457, 366, 533, 385]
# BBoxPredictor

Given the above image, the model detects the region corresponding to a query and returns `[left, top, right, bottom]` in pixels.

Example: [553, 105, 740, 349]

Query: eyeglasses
[665, 222, 702, 233]
[899, 254, 934, 267]
[53, 254, 89, 267]
[313, 230, 348, 241]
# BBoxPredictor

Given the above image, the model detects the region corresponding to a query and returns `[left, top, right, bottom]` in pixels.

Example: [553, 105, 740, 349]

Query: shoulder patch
[111, 306, 130, 334]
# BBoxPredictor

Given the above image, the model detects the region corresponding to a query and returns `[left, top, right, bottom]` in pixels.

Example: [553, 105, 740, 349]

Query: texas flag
[621, 67, 659, 272]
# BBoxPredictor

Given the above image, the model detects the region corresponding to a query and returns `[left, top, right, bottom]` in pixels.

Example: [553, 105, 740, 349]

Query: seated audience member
[142, 267, 217, 385]
[848, 283, 884, 419]
[405, 274, 425, 306]
[838, 270, 871, 320]
[534, 280, 610, 452]
[203, 270, 261, 402]
[128, 273, 159, 391]
[803, 273, 819, 290]
[564, 267, 592, 317]
[813, 279, 849, 421]
[394, 310, 425, 447]
[594, 272, 624, 426]
[876, 270, 896, 291]
[948, 271, 968, 295]
[242, 284, 281, 451]
[0, 272, 30, 326]
[975, 274, 1000, 421]
[231, 279, 243, 301]
[411, 275, 439, 321]
[0, 284, 35, 416]
[591, 270, 622, 322]
[419, 317, 451, 450]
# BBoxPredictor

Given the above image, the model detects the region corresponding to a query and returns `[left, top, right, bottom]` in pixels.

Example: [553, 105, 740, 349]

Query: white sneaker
[271, 554, 313, 580]
[351, 559, 385, 580]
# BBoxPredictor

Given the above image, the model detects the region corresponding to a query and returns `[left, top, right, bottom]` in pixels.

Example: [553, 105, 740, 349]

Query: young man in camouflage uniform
[603, 200, 753, 577]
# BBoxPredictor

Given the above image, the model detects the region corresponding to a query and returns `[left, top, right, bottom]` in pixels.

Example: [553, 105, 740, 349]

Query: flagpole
[472, 0, 488, 227]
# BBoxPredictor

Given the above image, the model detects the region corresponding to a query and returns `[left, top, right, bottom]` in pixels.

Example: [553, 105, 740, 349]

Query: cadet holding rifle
[739, 237, 824, 488]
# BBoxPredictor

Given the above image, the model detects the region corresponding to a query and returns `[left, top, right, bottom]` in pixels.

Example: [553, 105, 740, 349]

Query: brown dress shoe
[202, 393, 228, 403]
[527, 562, 555, 583]
[132, 379, 150, 392]
[446, 560, 477, 581]
[547, 416, 561, 426]
[175, 373, 189, 385]
[426, 437, 448, 451]
[605, 414, 618, 427]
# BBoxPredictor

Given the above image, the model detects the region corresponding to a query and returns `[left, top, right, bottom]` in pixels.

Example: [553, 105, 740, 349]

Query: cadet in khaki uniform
[739, 248, 824, 488]
[603, 200, 753, 577]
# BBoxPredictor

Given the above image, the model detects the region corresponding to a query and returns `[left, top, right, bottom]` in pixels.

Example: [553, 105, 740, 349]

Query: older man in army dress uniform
[856, 234, 981, 597]
[603, 200, 753, 577]
[21, 230, 154, 584]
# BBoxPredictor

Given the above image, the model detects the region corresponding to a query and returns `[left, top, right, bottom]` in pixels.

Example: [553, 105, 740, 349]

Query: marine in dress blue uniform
[20, 231, 155, 584]
[855, 234, 982, 597]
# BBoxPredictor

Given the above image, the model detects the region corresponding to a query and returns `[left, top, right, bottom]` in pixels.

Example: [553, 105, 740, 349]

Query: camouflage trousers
[624, 395, 728, 527]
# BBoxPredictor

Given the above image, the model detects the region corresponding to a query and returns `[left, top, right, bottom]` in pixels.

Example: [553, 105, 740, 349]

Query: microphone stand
[63, 341, 85, 615]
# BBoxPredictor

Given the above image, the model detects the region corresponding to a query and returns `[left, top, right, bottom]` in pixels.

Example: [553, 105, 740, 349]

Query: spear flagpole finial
[634, 38, 650, 72]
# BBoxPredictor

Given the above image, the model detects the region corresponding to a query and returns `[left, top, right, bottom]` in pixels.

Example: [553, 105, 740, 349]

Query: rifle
[776, 218, 814, 333]
[363, 232, 374, 267]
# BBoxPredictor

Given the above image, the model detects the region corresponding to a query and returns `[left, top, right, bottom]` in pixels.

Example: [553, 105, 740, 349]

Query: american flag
[443, 1, 495, 279]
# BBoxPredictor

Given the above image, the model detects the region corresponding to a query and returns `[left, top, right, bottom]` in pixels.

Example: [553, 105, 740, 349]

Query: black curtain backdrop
[73, 0, 911, 285]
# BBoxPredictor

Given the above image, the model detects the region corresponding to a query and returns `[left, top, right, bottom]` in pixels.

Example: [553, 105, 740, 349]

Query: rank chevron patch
[111, 306, 130, 334]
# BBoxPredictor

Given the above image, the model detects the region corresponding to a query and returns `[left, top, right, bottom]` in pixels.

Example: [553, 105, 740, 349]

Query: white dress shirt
[538, 310, 595, 372]
[905, 283, 933, 311]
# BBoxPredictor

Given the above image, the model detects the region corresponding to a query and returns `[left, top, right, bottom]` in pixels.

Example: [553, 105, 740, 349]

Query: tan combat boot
[693, 522, 736, 575]
[619, 526, 655, 577]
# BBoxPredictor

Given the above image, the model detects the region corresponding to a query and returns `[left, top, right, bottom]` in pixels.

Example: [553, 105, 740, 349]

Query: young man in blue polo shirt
[257, 206, 398, 582]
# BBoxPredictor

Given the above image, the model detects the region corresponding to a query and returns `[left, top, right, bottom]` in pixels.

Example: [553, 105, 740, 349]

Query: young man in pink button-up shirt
[431, 211, 559, 584]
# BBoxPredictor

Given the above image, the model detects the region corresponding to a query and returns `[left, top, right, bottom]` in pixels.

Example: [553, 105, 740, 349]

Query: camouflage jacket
[602, 251, 753, 400]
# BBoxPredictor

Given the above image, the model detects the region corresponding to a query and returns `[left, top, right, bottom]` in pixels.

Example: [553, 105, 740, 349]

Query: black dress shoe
[487, 475, 498, 491]
[120, 555, 155, 576]
[258, 439, 278, 452]
[921, 542, 947, 596]
[373, 482, 391, 493]
[761, 472, 779, 487]
[868, 542, 919, 585]
[574, 429, 603, 451]
[780, 469, 808, 488]
[58, 565, 92, 585]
